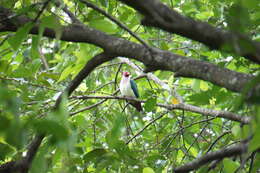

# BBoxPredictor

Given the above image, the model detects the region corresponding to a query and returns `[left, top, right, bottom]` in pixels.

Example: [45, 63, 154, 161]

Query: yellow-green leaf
[143, 167, 155, 173]
[58, 66, 73, 82]
[223, 158, 239, 173]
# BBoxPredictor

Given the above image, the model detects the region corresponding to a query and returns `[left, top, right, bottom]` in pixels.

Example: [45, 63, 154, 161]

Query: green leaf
[83, 148, 107, 163]
[231, 125, 240, 139]
[58, 65, 74, 82]
[251, 153, 260, 173]
[30, 144, 48, 173]
[249, 124, 260, 151]
[192, 79, 200, 92]
[226, 4, 250, 33]
[0, 142, 15, 160]
[143, 167, 155, 173]
[146, 154, 166, 171]
[0, 116, 10, 131]
[242, 0, 259, 9]
[197, 166, 208, 173]
[106, 115, 125, 148]
[39, 15, 62, 39]
[32, 119, 69, 142]
[8, 23, 33, 51]
[31, 36, 40, 59]
[89, 19, 117, 33]
[144, 97, 157, 112]
[223, 158, 239, 173]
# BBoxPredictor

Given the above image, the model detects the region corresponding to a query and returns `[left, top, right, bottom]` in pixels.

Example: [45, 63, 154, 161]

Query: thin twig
[79, 0, 151, 50]
[54, 1, 81, 24]
[206, 131, 231, 153]
[181, 123, 208, 163]
[70, 99, 107, 116]
[0, 76, 59, 91]
[162, 117, 216, 154]
[38, 47, 49, 70]
[126, 111, 169, 144]
[33, 0, 52, 23]
[248, 151, 256, 173]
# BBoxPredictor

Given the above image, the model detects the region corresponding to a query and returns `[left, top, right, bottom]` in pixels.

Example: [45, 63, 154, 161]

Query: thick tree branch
[174, 142, 248, 173]
[0, 5, 256, 172]
[118, 0, 260, 64]
[0, 6, 255, 94]
[0, 135, 45, 173]
[70, 95, 250, 124]
[55, 52, 115, 106]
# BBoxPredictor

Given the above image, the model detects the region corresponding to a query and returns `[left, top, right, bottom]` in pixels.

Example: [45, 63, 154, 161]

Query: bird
[120, 71, 142, 112]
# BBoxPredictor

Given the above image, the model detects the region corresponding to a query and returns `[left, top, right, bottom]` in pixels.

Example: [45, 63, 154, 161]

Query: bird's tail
[130, 101, 142, 112]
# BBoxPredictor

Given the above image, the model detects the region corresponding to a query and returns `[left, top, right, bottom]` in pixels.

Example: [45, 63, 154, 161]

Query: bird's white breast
[120, 78, 136, 97]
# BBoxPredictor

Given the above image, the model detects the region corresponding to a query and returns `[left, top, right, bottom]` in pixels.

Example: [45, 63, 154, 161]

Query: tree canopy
[0, 0, 259, 172]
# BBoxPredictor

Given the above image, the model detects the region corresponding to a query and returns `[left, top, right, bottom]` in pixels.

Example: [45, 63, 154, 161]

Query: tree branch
[54, 1, 81, 24]
[118, 0, 260, 64]
[206, 131, 231, 153]
[0, 6, 254, 94]
[70, 95, 250, 124]
[174, 142, 248, 173]
[0, 135, 44, 173]
[33, 0, 52, 23]
[55, 52, 115, 106]
[126, 111, 169, 144]
[79, 0, 151, 50]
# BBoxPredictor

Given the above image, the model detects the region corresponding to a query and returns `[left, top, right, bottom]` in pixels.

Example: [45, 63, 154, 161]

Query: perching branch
[70, 95, 250, 124]
[118, 0, 260, 64]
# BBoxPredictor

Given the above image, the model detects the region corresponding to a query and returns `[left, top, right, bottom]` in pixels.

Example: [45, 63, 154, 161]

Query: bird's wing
[130, 79, 139, 98]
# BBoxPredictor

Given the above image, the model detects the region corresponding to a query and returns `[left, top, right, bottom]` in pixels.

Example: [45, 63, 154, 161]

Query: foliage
[0, 0, 259, 172]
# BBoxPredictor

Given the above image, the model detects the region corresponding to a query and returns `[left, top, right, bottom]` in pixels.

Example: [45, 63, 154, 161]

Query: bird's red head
[122, 71, 130, 77]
